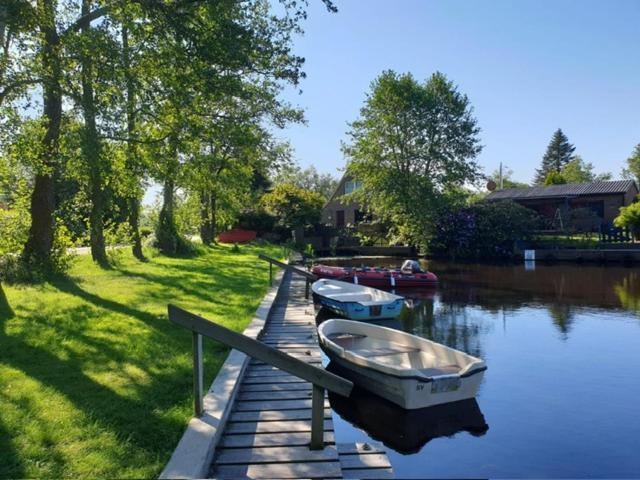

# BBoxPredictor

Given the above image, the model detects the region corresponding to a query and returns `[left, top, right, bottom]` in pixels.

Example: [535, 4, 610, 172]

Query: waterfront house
[484, 180, 639, 226]
[321, 174, 370, 227]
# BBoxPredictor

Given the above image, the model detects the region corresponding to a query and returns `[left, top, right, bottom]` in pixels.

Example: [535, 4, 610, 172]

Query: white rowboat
[318, 319, 487, 409]
[311, 279, 404, 320]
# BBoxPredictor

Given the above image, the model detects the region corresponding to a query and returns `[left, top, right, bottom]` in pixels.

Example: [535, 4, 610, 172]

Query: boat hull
[325, 350, 485, 409]
[312, 292, 404, 321]
[312, 264, 438, 288]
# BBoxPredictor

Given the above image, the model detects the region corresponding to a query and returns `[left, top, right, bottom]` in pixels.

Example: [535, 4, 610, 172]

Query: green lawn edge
[0, 243, 282, 478]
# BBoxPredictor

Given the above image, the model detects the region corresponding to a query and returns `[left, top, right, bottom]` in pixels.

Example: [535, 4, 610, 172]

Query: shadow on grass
[0, 413, 24, 478]
[0, 283, 13, 319]
[49, 276, 165, 332]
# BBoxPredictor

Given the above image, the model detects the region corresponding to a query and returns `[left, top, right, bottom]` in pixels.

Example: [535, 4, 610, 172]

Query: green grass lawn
[0, 243, 281, 478]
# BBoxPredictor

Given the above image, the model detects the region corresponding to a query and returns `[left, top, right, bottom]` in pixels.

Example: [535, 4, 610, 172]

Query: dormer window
[344, 180, 363, 194]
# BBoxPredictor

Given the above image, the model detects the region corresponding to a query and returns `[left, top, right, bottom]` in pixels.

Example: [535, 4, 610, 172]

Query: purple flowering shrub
[429, 201, 540, 259]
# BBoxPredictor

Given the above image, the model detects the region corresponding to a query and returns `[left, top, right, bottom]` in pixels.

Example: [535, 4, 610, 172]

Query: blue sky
[278, 0, 640, 185]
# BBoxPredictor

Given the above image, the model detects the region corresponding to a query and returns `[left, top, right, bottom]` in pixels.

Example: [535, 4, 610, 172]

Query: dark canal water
[318, 259, 640, 478]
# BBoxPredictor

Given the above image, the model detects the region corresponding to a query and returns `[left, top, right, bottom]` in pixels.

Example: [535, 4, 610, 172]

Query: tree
[622, 144, 640, 183]
[534, 129, 575, 185]
[561, 155, 611, 183]
[614, 199, 640, 240]
[489, 166, 528, 189]
[261, 183, 324, 230]
[544, 171, 568, 185]
[273, 164, 338, 200]
[343, 71, 482, 248]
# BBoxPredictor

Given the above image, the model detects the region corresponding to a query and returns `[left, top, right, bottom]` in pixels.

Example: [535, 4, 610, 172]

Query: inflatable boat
[312, 260, 438, 288]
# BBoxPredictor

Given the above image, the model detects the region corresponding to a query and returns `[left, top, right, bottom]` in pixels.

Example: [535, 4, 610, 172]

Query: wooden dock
[209, 272, 394, 479]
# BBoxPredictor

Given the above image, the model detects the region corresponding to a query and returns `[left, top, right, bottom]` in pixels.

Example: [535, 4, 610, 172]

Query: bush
[614, 199, 640, 239]
[261, 183, 324, 230]
[237, 209, 277, 234]
[429, 200, 541, 259]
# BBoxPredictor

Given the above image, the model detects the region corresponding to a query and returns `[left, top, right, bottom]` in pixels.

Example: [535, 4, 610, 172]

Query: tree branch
[0, 78, 41, 105]
[60, 6, 111, 39]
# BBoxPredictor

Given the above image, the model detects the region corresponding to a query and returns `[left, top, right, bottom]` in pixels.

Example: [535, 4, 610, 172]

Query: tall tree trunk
[157, 176, 179, 254]
[80, 0, 108, 266]
[23, 0, 61, 268]
[209, 192, 217, 243]
[199, 190, 212, 245]
[156, 140, 182, 255]
[122, 24, 144, 260]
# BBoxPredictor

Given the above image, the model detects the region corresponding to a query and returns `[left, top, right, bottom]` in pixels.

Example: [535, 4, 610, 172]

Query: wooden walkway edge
[209, 271, 394, 479]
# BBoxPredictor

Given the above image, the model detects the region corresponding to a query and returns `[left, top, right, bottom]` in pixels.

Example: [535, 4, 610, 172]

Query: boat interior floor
[327, 332, 461, 376]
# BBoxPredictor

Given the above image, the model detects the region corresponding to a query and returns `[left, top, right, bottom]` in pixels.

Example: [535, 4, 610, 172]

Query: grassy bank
[0, 243, 281, 478]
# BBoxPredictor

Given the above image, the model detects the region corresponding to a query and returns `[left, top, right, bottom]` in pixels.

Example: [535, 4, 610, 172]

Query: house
[321, 174, 369, 227]
[484, 180, 639, 225]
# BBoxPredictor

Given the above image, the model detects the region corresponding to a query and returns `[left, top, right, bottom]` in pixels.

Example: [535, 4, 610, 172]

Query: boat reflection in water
[327, 362, 489, 455]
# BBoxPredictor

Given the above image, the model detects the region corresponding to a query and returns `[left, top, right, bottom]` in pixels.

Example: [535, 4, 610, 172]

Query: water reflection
[322, 258, 640, 338]
[321, 259, 640, 477]
[328, 363, 488, 455]
[400, 300, 488, 358]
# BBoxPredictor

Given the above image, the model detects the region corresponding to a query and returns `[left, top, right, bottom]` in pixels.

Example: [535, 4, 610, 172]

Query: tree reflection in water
[399, 298, 487, 358]
[614, 272, 640, 314]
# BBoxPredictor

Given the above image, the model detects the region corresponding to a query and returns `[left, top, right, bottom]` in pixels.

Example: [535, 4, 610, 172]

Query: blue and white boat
[311, 279, 404, 321]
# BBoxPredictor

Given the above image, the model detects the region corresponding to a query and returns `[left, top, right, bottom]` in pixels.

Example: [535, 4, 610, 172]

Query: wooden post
[193, 332, 203, 417]
[310, 384, 325, 450]
[269, 262, 273, 285]
[305, 278, 310, 300]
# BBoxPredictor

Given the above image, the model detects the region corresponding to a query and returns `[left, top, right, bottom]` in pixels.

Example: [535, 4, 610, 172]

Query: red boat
[311, 260, 438, 288]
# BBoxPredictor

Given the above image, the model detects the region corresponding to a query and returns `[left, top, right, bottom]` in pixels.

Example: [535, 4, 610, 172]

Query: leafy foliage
[261, 183, 325, 229]
[272, 163, 338, 200]
[429, 201, 541, 259]
[344, 70, 483, 249]
[490, 166, 529, 189]
[534, 129, 575, 185]
[614, 198, 640, 239]
[544, 171, 568, 185]
[622, 143, 640, 183]
[561, 155, 611, 183]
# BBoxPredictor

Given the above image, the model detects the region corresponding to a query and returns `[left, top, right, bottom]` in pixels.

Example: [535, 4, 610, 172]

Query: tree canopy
[561, 155, 612, 183]
[534, 129, 575, 185]
[261, 183, 325, 229]
[343, 70, 483, 248]
[0, 0, 326, 272]
[622, 144, 640, 184]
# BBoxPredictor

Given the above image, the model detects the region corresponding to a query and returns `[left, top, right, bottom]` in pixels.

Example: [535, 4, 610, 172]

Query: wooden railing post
[269, 262, 273, 285]
[193, 332, 204, 417]
[310, 384, 325, 450]
[305, 278, 310, 299]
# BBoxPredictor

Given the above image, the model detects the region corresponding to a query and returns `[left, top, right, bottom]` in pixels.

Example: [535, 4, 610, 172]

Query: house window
[344, 180, 363, 194]
[336, 210, 345, 227]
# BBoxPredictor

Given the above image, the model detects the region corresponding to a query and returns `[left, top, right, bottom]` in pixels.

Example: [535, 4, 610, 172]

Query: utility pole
[499, 162, 504, 189]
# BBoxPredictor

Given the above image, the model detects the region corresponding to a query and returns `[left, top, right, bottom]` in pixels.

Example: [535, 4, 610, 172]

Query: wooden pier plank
[220, 431, 336, 448]
[210, 272, 393, 479]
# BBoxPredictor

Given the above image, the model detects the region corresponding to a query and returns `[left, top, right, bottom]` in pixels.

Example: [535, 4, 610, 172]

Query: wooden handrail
[168, 304, 353, 449]
[258, 253, 317, 280]
[258, 253, 317, 298]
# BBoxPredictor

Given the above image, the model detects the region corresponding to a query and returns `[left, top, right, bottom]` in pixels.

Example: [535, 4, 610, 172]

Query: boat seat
[419, 365, 461, 376]
[352, 345, 421, 358]
[327, 333, 367, 349]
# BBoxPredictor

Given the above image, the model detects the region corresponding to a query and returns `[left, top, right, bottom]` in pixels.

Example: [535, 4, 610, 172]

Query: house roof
[485, 180, 638, 201]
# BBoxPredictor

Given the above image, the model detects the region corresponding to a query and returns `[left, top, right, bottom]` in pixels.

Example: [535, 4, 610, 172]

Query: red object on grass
[218, 229, 257, 243]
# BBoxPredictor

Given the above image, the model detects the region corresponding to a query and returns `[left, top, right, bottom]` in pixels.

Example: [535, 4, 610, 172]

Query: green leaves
[614, 197, 640, 238]
[344, 70, 483, 248]
[261, 183, 324, 229]
[535, 129, 575, 185]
